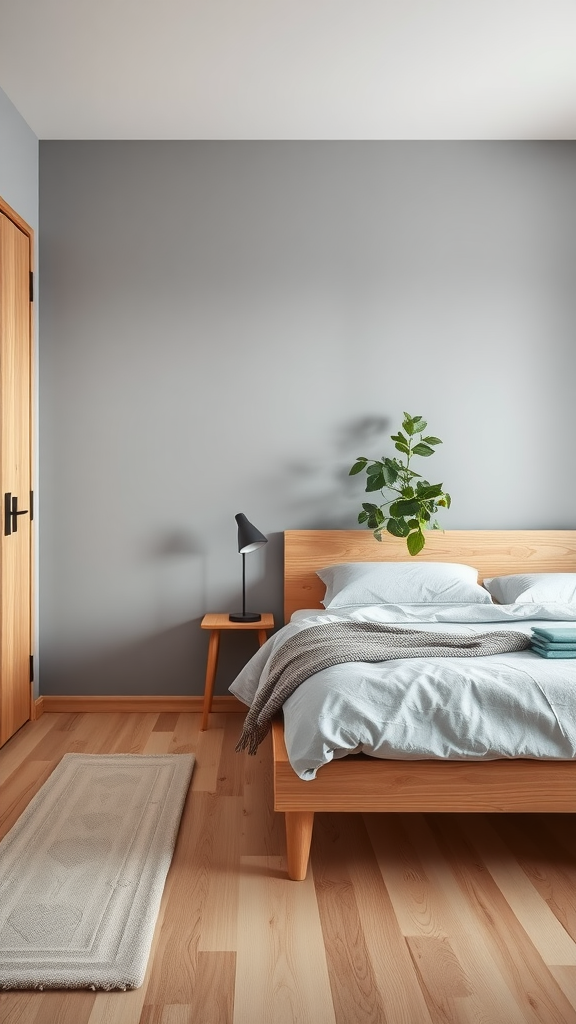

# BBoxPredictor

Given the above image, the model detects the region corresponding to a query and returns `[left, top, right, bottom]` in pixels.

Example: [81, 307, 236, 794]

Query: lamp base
[229, 612, 262, 622]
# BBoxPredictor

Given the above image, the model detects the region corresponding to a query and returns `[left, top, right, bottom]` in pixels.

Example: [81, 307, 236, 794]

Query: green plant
[349, 412, 451, 555]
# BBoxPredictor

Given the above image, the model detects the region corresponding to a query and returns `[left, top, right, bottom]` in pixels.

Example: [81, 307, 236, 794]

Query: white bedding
[229, 603, 576, 780]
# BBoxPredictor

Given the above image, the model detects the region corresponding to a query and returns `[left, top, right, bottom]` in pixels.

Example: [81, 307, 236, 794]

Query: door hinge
[29, 270, 34, 302]
[30, 655, 34, 683]
[30, 490, 34, 521]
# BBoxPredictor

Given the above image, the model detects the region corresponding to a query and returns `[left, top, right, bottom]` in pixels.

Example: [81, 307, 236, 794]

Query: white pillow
[483, 574, 576, 604]
[317, 561, 492, 608]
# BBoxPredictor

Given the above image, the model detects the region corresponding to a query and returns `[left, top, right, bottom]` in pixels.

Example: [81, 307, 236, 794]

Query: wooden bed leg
[284, 811, 314, 880]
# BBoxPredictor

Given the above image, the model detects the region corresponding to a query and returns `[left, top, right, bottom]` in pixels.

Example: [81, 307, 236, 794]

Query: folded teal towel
[531, 643, 576, 659]
[531, 627, 576, 643]
[531, 639, 576, 650]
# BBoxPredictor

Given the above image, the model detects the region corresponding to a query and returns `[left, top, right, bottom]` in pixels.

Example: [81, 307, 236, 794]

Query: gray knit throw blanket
[235, 621, 531, 755]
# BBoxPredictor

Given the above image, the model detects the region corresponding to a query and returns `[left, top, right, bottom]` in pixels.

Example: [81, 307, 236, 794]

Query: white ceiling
[1, 0, 576, 140]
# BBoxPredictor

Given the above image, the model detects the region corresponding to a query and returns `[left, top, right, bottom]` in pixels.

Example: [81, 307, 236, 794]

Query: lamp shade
[235, 513, 267, 553]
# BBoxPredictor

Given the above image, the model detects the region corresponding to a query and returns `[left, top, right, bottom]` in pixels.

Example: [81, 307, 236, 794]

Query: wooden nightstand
[200, 613, 274, 730]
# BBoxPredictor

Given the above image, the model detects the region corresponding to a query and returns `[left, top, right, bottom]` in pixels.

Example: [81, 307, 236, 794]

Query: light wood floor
[1, 711, 576, 1024]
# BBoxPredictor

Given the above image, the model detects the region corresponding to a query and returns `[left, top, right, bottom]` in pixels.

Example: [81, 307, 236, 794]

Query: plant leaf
[390, 498, 420, 517]
[387, 518, 410, 537]
[422, 436, 442, 445]
[411, 417, 427, 433]
[382, 461, 399, 486]
[394, 442, 410, 456]
[417, 484, 444, 499]
[349, 459, 367, 475]
[367, 508, 385, 529]
[407, 530, 425, 556]
[412, 442, 434, 457]
[365, 472, 385, 491]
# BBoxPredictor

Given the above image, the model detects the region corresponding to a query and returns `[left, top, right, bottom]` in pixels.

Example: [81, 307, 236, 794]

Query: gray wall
[0, 86, 38, 231]
[0, 86, 39, 699]
[39, 141, 576, 696]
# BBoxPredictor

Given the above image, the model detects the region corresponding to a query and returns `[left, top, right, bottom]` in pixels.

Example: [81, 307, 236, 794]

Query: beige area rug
[0, 752, 195, 990]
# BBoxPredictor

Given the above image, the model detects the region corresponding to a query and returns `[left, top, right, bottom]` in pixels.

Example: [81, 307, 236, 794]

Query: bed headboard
[283, 529, 576, 622]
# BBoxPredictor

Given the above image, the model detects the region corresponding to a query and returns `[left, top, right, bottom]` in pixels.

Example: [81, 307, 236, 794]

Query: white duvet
[229, 603, 576, 780]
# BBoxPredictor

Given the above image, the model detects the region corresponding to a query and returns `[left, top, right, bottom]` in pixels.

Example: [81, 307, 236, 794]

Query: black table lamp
[229, 513, 268, 622]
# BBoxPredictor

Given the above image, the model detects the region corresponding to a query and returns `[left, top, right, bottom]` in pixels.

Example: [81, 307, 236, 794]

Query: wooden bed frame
[273, 529, 576, 879]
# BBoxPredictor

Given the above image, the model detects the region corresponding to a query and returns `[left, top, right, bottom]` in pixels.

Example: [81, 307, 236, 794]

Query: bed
[232, 529, 576, 879]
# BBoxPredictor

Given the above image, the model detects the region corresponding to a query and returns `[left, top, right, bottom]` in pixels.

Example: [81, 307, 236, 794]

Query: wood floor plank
[9, 719, 85, 764]
[71, 713, 135, 755]
[240, 732, 284, 857]
[87, 987, 156, 1024]
[159, 1006, 190, 1024]
[487, 814, 576, 946]
[30, 989, 97, 1024]
[198, 797, 242, 952]
[0, 992, 44, 1024]
[142, 791, 212, 1005]
[153, 714, 180, 733]
[0, 716, 57, 785]
[215, 716, 246, 797]
[549, 967, 576, 1011]
[167, 713, 200, 756]
[235, 856, 336, 1024]
[346, 816, 434, 1023]
[191, 726, 224, 793]
[365, 813, 528, 1024]
[0, 761, 53, 840]
[428, 814, 576, 1024]
[459, 815, 576, 966]
[311, 814, 389, 1024]
[142, 731, 175, 755]
[106, 713, 158, 755]
[405, 935, 475, 1023]
[181, 951, 235, 1024]
[50, 712, 84, 733]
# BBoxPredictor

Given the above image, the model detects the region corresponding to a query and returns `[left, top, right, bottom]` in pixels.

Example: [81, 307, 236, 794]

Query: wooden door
[0, 198, 33, 746]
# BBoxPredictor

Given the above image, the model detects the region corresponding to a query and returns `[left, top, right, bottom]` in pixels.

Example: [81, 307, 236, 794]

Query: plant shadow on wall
[279, 415, 393, 528]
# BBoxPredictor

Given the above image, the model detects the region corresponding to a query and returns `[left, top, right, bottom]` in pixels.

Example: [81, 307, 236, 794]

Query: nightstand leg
[257, 629, 268, 648]
[201, 630, 220, 731]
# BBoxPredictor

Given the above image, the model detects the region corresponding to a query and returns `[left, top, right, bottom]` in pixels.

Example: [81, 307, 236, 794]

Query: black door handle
[4, 493, 29, 536]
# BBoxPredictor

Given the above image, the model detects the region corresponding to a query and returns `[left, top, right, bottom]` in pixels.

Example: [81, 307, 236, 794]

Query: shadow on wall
[40, 620, 205, 696]
[41, 531, 285, 697]
[144, 529, 202, 560]
[280, 414, 393, 528]
[39, 617, 270, 697]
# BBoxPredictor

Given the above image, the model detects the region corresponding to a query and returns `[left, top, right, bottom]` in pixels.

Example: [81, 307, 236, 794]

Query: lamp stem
[241, 552, 246, 617]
